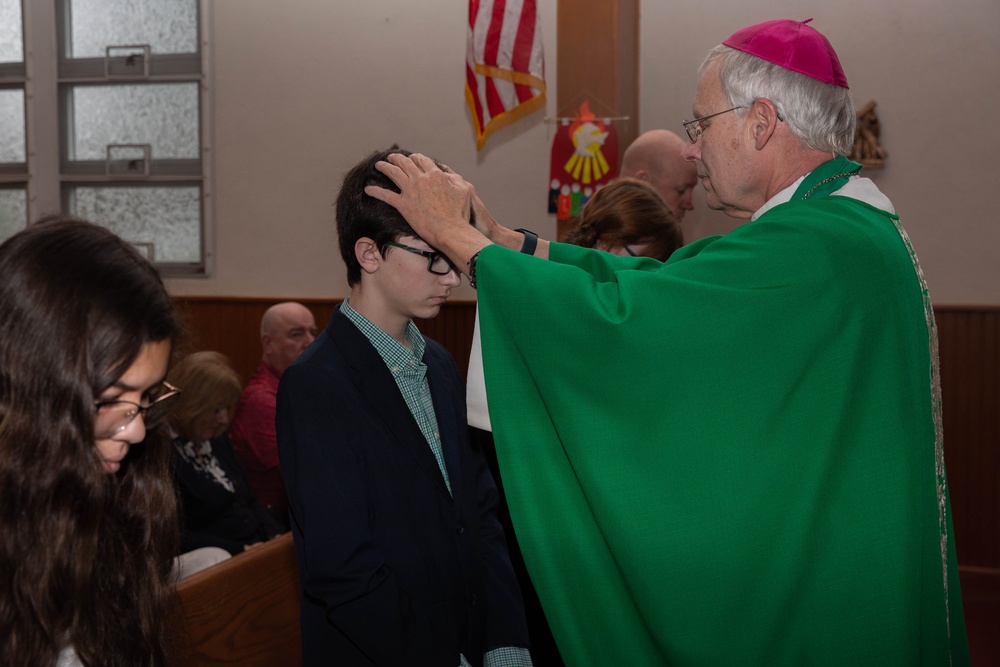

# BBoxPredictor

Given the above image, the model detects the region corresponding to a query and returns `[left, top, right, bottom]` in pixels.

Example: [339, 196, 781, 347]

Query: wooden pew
[169, 533, 302, 666]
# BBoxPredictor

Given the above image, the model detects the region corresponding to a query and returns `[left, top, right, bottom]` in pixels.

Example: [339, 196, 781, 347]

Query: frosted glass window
[69, 185, 201, 263]
[66, 0, 197, 58]
[0, 88, 25, 162]
[0, 188, 27, 241]
[0, 0, 23, 64]
[67, 84, 199, 160]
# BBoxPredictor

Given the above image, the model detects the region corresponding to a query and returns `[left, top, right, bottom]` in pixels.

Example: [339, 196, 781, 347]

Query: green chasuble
[477, 158, 969, 665]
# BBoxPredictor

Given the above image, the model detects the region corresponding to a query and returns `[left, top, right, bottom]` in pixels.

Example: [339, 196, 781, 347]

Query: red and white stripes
[466, 0, 546, 149]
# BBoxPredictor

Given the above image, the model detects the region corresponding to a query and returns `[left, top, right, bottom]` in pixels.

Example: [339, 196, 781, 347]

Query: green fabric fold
[477, 178, 969, 665]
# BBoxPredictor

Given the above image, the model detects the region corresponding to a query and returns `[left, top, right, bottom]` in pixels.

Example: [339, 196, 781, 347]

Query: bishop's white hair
[701, 45, 856, 156]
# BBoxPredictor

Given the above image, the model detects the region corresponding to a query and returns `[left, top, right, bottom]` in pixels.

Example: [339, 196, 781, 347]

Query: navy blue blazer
[277, 307, 529, 666]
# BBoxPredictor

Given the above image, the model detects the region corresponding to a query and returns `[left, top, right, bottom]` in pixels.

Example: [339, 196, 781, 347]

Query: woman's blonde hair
[166, 351, 242, 441]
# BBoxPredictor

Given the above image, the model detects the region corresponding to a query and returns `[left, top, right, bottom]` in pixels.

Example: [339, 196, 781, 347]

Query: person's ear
[355, 237, 380, 275]
[750, 98, 781, 150]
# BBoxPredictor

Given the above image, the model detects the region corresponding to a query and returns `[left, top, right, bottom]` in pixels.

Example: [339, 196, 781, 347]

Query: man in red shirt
[231, 302, 317, 529]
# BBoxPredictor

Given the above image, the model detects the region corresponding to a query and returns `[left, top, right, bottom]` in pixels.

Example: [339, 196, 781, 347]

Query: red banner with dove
[548, 102, 619, 218]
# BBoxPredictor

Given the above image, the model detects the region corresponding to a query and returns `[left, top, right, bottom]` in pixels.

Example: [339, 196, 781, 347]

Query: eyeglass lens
[683, 105, 748, 143]
[428, 254, 455, 275]
[95, 385, 180, 437]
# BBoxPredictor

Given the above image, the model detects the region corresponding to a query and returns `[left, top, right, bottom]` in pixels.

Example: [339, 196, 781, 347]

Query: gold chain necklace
[800, 171, 858, 200]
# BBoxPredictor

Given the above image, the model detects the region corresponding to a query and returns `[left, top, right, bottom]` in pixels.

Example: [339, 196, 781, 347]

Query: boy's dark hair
[336, 147, 420, 286]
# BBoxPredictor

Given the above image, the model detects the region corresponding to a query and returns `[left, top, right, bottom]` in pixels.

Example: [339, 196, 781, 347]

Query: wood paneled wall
[174, 297, 998, 660]
[171, 298, 478, 385]
[936, 307, 1000, 569]
[935, 307, 1000, 664]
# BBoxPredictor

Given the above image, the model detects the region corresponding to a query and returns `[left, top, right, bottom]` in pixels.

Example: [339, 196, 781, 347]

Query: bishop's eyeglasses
[683, 102, 783, 143]
[682, 105, 744, 143]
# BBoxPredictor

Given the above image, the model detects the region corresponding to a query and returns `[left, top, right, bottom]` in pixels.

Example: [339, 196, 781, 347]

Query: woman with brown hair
[0, 217, 181, 666]
[564, 177, 684, 261]
[167, 351, 282, 556]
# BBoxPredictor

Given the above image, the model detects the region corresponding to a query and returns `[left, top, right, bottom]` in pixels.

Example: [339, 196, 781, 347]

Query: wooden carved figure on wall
[851, 100, 888, 169]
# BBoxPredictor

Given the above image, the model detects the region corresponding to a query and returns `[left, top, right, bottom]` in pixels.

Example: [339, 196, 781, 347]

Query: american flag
[465, 0, 546, 150]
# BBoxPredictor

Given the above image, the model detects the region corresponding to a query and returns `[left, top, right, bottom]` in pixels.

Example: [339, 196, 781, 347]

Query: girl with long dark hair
[0, 217, 181, 666]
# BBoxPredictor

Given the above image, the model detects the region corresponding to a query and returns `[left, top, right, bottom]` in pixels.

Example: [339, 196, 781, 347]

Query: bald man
[619, 129, 698, 220]
[231, 302, 317, 528]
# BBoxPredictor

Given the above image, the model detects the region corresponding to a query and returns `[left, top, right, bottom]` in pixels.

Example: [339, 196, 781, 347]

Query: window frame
[9, 0, 214, 275]
[0, 1, 27, 225]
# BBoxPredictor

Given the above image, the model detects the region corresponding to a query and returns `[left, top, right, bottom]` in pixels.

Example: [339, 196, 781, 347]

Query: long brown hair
[0, 217, 181, 666]
[564, 177, 683, 261]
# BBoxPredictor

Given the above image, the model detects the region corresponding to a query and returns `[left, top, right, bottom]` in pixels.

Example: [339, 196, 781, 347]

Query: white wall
[168, 0, 557, 302]
[167, 0, 1000, 305]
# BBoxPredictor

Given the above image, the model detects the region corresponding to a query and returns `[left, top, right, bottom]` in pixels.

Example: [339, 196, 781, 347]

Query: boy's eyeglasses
[384, 241, 458, 275]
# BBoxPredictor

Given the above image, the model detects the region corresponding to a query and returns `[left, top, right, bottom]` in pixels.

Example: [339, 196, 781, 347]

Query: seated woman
[167, 351, 282, 556]
[564, 177, 683, 261]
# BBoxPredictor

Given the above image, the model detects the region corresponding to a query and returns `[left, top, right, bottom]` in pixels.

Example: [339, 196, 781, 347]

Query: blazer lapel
[425, 348, 463, 505]
[329, 308, 453, 500]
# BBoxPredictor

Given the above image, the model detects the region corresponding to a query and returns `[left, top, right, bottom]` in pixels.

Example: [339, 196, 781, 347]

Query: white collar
[751, 173, 896, 221]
